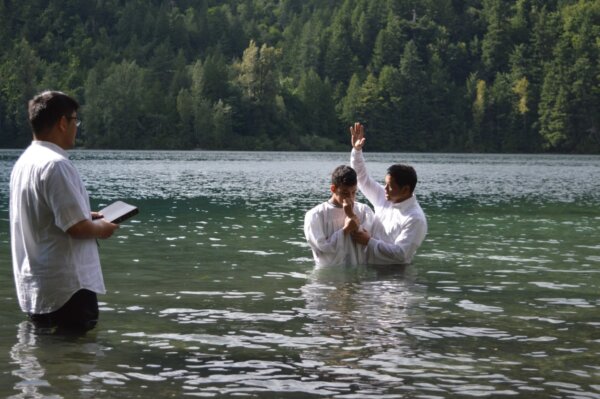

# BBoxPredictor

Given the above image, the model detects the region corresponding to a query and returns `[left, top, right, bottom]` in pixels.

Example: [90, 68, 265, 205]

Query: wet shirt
[9, 141, 105, 314]
[351, 149, 427, 265]
[304, 201, 374, 267]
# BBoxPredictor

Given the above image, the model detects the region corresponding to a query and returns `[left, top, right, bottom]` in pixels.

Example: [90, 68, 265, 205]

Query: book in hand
[99, 201, 139, 224]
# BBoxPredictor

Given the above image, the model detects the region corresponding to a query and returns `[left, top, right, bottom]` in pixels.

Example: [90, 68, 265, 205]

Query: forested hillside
[1, 0, 598, 152]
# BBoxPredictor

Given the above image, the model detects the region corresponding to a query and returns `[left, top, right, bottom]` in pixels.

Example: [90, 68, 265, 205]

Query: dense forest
[0, 0, 598, 152]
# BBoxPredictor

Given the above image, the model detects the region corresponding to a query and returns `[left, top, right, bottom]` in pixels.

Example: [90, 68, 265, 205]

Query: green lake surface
[0, 150, 599, 398]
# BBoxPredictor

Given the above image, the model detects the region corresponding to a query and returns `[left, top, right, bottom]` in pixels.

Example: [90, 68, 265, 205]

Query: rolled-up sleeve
[42, 161, 89, 232]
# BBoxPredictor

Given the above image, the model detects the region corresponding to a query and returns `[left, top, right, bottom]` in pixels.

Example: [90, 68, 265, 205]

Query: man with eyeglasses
[9, 90, 119, 333]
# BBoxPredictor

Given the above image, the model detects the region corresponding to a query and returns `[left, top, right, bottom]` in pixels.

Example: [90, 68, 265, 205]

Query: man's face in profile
[384, 174, 410, 203]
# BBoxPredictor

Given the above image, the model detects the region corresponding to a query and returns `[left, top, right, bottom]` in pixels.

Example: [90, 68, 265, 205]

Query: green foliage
[538, 0, 600, 152]
[0, 0, 598, 152]
[83, 60, 149, 149]
[296, 69, 339, 140]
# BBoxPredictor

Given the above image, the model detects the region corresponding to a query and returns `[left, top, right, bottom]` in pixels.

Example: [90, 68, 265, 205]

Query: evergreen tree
[0, 39, 44, 148]
[481, 0, 512, 76]
[323, 7, 355, 85]
[398, 40, 428, 150]
[372, 14, 406, 73]
[83, 60, 148, 149]
[296, 69, 338, 140]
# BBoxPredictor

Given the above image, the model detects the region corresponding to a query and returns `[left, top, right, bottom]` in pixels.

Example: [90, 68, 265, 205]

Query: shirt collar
[392, 195, 417, 210]
[32, 140, 69, 158]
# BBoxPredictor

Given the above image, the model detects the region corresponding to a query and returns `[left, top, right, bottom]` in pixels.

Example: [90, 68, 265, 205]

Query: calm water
[0, 150, 599, 398]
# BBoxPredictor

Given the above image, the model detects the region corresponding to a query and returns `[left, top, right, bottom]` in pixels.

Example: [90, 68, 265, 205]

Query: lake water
[0, 150, 599, 398]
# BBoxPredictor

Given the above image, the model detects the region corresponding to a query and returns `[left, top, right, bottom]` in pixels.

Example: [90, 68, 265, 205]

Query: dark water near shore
[0, 150, 599, 398]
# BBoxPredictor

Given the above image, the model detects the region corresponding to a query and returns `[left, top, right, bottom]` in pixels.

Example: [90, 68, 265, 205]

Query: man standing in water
[9, 91, 119, 332]
[304, 165, 374, 266]
[349, 122, 427, 264]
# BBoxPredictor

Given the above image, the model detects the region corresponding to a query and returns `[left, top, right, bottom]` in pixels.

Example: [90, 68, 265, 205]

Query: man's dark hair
[387, 164, 418, 193]
[28, 91, 79, 136]
[331, 165, 357, 187]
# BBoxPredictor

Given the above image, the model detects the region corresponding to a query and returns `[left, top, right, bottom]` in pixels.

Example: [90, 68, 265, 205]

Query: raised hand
[350, 122, 366, 150]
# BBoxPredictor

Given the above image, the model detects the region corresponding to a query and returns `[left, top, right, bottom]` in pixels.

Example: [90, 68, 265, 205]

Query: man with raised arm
[304, 165, 374, 267]
[9, 91, 119, 332]
[349, 122, 427, 265]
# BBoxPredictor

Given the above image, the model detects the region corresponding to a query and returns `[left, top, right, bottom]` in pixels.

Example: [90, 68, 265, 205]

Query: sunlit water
[0, 150, 599, 398]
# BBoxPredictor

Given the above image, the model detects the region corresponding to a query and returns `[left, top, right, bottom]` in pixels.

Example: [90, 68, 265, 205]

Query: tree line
[0, 0, 598, 152]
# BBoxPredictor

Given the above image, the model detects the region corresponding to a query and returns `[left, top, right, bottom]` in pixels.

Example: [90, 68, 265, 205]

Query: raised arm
[349, 122, 386, 208]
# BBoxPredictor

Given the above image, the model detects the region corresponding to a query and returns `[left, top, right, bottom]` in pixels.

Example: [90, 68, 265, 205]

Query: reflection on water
[0, 150, 599, 397]
[301, 264, 421, 359]
[9, 322, 104, 399]
[9, 322, 50, 399]
[299, 265, 423, 395]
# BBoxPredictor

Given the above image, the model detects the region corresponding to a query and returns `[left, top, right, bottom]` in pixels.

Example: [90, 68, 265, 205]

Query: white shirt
[304, 201, 374, 267]
[9, 141, 105, 314]
[351, 149, 427, 264]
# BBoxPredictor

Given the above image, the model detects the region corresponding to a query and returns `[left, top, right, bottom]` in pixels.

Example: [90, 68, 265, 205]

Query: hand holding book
[98, 201, 139, 224]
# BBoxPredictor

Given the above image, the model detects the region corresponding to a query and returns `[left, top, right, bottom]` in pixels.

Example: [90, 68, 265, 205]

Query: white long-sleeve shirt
[304, 201, 374, 267]
[351, 149, 427, 265]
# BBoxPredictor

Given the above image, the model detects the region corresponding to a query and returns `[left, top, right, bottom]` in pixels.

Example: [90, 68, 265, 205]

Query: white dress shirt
[351, 149, 427, 264]
[10, 141, 105, 314]
[304, 201, 374, 267]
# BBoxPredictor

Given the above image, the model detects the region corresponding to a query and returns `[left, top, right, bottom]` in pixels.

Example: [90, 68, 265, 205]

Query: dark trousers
[28, 289, 99, 333]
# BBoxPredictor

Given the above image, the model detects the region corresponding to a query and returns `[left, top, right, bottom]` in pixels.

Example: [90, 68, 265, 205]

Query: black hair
[331, 165, 357, 187]
[387, 164, 417, 193]
[28, 91, 79, 136]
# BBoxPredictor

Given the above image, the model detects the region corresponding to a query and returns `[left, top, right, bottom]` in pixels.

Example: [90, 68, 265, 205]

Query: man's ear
[57, 115, 69, 132]
[330, 184, 337, 194]
[400, 185, 412, 197]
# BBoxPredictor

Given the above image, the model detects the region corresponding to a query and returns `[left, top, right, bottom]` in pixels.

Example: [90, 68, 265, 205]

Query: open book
[99, 201, 139, 224]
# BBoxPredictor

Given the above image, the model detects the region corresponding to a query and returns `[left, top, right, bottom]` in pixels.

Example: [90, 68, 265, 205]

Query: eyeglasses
[66, 116, 81, 127]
